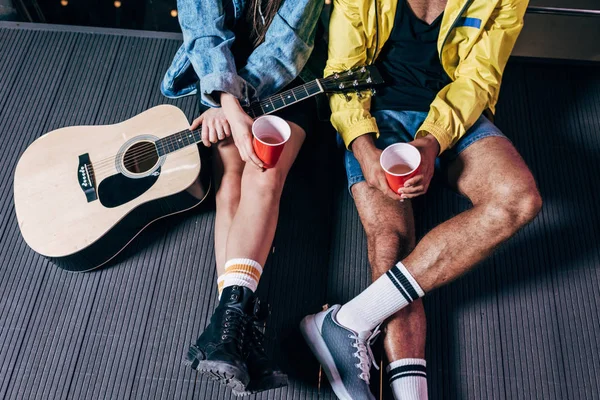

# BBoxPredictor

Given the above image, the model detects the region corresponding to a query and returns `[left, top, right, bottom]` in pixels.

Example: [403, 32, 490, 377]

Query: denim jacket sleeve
[237, 0, 323, 100]
[173, 0, 250, 107]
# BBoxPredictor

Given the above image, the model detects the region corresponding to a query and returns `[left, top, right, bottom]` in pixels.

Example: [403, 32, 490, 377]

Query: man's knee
[517, 185, 543, 224]
[353, 183, 416, 261]
[484, 179, 542, 229]
[365, 223, 415, 256]
[363, 215, 416, 274]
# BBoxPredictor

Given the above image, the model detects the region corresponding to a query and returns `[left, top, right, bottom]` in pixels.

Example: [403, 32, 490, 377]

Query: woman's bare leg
[212, 138, 245, 276]
[225, 122, 306, 265]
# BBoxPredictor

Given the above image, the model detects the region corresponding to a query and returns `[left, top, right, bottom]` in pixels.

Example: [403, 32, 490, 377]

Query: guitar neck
[245, 79, 324, 118]
[156, 79, 324, 157]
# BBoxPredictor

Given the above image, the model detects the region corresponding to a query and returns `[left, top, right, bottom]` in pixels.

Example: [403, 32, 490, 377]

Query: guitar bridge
[78, 153, 97, 202]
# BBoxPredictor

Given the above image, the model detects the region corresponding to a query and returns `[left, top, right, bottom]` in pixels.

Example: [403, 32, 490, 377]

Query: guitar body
[14, 105, 210, 272]
[13, 66, 382, 272]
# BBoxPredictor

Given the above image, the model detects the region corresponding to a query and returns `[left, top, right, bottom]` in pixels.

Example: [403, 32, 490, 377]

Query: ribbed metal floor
[0, 23, 598, 400]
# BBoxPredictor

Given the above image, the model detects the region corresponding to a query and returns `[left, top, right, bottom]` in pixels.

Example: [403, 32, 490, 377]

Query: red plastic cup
[252, 115, 291, 169]
[380, 143, 421, 193]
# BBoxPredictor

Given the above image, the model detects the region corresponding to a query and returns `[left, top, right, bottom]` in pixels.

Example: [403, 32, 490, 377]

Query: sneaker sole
[184, 347, 249, 392]
[232, 373, 288, 397]
[299, 315, 355, 400]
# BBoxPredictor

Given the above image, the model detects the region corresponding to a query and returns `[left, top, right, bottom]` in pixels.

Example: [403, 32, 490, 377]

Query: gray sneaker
[300, 305, 380, 400]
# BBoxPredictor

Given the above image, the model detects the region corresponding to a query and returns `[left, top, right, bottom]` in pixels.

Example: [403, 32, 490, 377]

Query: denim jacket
[161, 0, 323, 108]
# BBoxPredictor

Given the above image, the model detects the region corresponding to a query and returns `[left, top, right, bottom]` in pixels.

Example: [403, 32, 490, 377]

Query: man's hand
[399, 134, 440, 199]
[352, 135, 402, 201]
[190, 108, 231, 148]
[220, 93, 264, 169]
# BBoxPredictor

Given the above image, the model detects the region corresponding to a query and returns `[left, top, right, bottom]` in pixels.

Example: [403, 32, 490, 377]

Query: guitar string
[85, 80, 324, 174]
[83, 75, 358, 176]
[80, 70, 372, 176]
[91, 67, 370, 169]
[83, 73, 351, 170]
[86, 81, 325, 175]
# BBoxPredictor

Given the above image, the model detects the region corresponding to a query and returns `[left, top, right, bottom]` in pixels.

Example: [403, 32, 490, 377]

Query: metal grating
[0, 22, 599, 400]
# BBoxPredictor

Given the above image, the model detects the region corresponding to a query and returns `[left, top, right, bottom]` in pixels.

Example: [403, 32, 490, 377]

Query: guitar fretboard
[156, 80, 323, 157]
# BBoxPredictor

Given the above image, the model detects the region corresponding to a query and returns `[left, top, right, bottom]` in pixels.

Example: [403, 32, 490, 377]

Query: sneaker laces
[349, 325, 381, 382]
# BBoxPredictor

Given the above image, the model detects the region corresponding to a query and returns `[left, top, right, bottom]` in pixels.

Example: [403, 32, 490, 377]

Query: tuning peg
[371, 88, 377, 96]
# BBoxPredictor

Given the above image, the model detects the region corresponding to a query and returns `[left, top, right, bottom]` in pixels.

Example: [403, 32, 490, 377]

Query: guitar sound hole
[123, 141, 159, 174]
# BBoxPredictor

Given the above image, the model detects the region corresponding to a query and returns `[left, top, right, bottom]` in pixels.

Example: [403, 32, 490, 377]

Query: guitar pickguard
[97, 169, 160, 208]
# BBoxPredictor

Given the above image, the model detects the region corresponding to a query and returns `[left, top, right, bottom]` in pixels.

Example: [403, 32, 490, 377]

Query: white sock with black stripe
[388, 359, 428, 400]
[336, 261, 424, 333]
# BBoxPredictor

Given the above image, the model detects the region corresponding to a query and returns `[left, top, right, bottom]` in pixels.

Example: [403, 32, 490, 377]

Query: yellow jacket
[326, 0, 528, 153]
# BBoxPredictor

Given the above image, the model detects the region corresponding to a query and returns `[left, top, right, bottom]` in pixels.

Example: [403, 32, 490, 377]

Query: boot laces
[245, 299, 270, 356]
[247, 318, 267, 355]
[222, 309, 247, 350]
[349, 325, 381, 382]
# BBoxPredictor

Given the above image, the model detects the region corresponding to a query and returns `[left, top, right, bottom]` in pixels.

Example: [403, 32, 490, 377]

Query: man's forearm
[351, 133, 378, 161]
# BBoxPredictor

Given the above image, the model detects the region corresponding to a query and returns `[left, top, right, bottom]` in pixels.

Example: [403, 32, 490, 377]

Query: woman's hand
[190, 108, 231, 147]
[220, 93, 264, 170]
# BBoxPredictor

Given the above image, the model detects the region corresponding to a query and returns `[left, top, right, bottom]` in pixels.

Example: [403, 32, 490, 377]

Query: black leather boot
[233, 299, 288, 396]
[185, 285, 254, 392]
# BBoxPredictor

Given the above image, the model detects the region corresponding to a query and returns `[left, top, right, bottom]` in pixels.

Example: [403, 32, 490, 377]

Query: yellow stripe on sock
[224, 264, 262, 283]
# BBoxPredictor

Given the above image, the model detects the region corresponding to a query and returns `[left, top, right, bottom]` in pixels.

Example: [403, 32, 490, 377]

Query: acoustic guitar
[14, 66, 383, 272]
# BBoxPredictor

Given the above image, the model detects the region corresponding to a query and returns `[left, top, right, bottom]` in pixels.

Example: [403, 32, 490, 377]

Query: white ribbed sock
[387, 359, 428, 400]
[336, 262, 424, 332]
[218, 258, 263, 295]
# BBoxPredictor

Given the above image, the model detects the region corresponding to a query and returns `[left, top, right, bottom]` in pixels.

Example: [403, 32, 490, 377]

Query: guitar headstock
[319, 65, 384, 94]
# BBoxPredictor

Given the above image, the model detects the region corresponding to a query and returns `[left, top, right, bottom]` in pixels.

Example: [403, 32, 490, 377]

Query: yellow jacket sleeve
[417, 0, 528, 154]
[325, 0, 379, 150]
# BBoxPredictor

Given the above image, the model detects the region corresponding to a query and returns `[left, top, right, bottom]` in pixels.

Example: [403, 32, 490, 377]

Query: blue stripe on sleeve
[458, 17, 482, 28]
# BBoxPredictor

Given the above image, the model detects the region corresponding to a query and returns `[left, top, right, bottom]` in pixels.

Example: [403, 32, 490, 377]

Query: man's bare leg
[353, 182, 427, 399]
[403, 137, 542, 291]
[300, 137, 541, 400]
[352, 182, 426, 360]
[334, 136, 542, 333]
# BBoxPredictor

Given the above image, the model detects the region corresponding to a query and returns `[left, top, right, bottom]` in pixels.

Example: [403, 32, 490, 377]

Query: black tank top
[371, 0, 451, 112]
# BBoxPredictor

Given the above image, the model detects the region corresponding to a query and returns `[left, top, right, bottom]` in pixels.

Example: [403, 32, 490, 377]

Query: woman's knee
[247, 167, 287, 199]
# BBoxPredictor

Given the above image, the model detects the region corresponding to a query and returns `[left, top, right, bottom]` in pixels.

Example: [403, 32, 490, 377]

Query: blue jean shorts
[342, 110, 509, 190]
